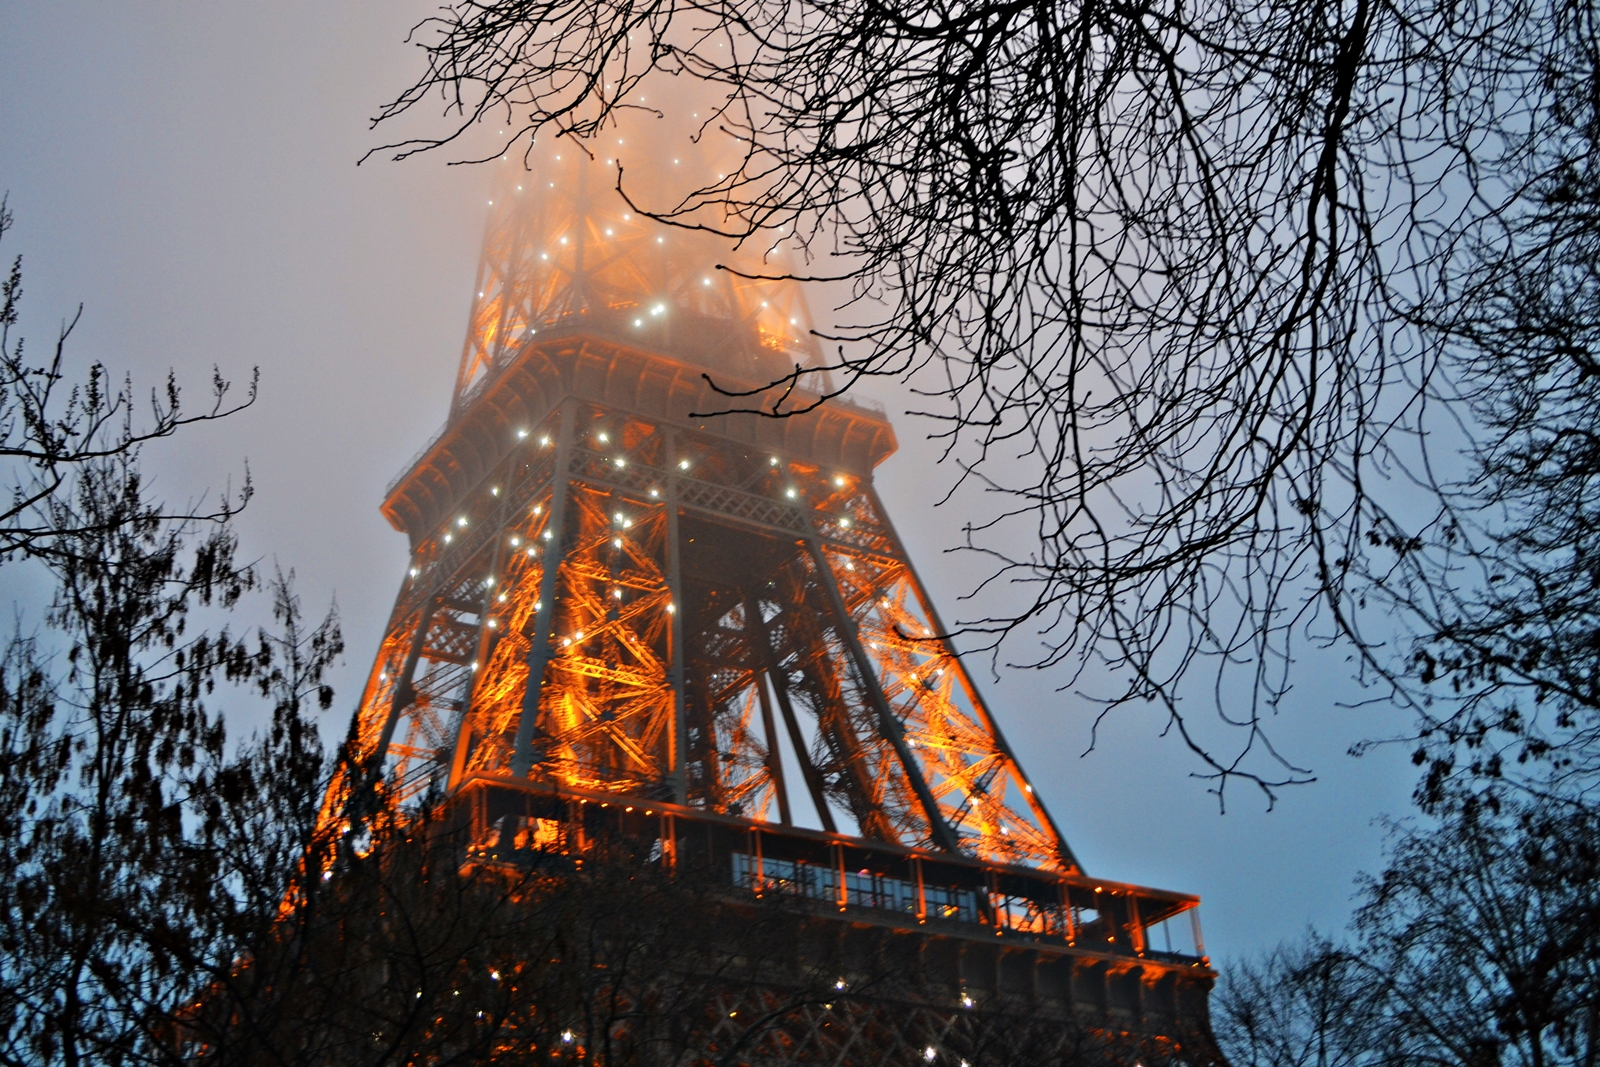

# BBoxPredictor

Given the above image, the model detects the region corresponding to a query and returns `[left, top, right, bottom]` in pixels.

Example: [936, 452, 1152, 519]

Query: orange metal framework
[328, 143, 1209, 977]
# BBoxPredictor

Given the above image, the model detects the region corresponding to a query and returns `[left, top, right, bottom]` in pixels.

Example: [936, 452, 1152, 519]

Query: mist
[0, 0, 1418, 963]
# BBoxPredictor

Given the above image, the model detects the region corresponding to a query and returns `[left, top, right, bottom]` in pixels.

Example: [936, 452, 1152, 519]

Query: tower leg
[372, 599, 437, 783]
[513, 402, 575, 778]
[665, 429, 689, 804]
[746, 589, 838, 834]
[742, 594, 791, 826]
[445, 536, 507, 792]
[802, 536, 963, 854]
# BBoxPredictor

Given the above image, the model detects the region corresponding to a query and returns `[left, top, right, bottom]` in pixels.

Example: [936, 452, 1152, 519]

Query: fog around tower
[0, 0, 1417, 964]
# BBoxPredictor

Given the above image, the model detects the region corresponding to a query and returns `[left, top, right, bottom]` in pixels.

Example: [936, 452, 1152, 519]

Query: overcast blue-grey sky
[0, 0, 1420, 965]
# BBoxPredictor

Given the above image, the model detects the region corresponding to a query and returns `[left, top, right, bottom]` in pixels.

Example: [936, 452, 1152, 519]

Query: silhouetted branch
[367, 0, 1599, 800]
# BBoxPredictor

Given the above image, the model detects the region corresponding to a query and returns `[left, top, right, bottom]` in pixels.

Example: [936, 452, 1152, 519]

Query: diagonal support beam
[746, 591, 838, 834]
[801, 536, 964, 854]
[513, 402, 576, 778]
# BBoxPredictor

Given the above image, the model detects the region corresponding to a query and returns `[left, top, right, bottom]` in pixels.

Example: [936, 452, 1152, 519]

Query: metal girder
[333, 391, 1071, 872]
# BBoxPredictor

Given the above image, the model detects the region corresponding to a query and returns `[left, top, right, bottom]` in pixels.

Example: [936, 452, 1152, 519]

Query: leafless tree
[361, 0, 1599, 800]
[0, 198, 256, 562]
[1214, 794, 1600, 1067]
[0, 447, 342, 1067]
[1335, 4, 1600, 804]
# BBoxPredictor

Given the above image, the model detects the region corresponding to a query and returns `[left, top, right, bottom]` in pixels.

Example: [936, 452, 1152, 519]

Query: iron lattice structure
[334, 141, 1216, 1061]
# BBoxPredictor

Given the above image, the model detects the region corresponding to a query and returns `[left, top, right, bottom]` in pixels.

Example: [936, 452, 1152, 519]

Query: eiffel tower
[335, 120, 1218, 1062]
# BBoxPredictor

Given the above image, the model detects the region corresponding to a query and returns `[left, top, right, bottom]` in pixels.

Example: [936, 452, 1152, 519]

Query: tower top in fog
[452, 117, 825, 417]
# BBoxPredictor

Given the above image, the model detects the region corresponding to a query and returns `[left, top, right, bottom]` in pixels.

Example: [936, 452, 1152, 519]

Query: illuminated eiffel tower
[336, 121, 1217, 1061]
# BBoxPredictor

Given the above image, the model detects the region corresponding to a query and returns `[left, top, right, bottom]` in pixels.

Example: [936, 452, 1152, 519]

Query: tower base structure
[333, 142, 1219, 1065]
[443, 775, 1219, 1066]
